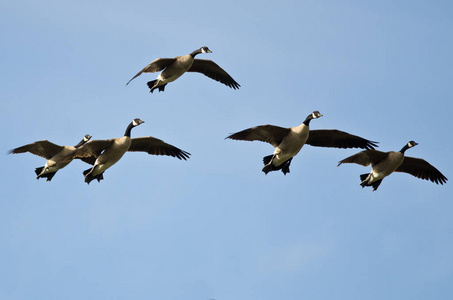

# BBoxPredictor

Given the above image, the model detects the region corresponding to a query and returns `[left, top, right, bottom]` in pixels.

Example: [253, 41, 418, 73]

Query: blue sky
[1, 0, 452, 299]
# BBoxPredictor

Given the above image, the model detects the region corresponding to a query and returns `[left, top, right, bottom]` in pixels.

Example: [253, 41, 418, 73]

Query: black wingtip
[367, 141, 379, 150]
[179, 150, 191, 160]
[229, 81, 241, 90]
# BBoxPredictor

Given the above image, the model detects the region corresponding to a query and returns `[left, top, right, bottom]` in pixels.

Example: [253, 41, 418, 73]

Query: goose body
[157, 55, 196, 84]
[9, 134, 92, 181]
[87, 135, 132, 179]
[226, 111, 378, 175]
[126, 46, 240, 93]
[366, 151, 405, 184]
[337, 141, 448, 191]
[70, 118, 191, 184]
[268, 122, 311, 168]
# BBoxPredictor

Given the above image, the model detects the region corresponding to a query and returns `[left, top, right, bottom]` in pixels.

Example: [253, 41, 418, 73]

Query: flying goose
[337, 141, 447, 191]
[68, 118, 191, 184]
[9, 134, 92, 181]
[226, 111, 378, 175]
[126, 46, 240, 93]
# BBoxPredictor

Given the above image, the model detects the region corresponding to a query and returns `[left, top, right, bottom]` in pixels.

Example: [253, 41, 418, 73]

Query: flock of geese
[9, 46, 447, 190]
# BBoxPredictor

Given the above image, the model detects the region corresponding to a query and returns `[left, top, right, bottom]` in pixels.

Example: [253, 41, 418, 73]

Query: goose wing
[78, 156, 97, 165]
[337, 150, 388, 167]
[128, 137, 191, 160]
[307, 130, 378, 150]
[126, 58, 177, 85]
[396, 157, 448, 184]
[68, 140, 115, 161]
[9, 140, 63, 159]
[226, 125, 291, 147]
[188, 59, 240, 89]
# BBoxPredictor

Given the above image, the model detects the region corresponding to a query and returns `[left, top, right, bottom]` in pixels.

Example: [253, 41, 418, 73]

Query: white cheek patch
[312, 112, 322, 118]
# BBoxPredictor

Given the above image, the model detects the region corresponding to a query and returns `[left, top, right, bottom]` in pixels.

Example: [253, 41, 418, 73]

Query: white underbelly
[44, 157, 71, 173]
[272, 146, 303, 166]
[368, 170, 387, 183]
[91, 161, 116, 176]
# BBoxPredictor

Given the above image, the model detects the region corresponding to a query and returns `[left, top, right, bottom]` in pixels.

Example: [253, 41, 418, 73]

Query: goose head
[74, 134, 92, 147]
[408, 141, 418, 148]
[400, 140, 418, 153]
[312, 111, 323, 119]
[200, 46, 212, 54]
[132, 118, 145, 127]
[125, 118, 144, 137]
[303, 111, 323, 126]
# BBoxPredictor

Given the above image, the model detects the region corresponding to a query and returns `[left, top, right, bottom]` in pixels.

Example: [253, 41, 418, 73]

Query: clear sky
[1, 0, 452, 299]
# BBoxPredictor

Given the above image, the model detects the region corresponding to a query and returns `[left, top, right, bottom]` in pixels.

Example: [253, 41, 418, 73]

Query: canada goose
[68, 118, 191, 184]
[9, 134, 92, 181]
[126, 46, 240, 93]
[226, 111, 378, 175]
[337, 141, 447, 191]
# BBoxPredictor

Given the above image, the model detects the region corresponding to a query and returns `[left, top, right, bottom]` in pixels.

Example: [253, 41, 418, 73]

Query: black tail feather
[263, 155, 273, 166]
[35, 166, 57, 181]
[84, 168, 104, 184]
[281, 158, 292, 175]
[35, 166, 44, 176]
[262, 156, 293, 175]
[371, 180, 383, 191]
[83, 168, 91, 176]
[147, 80, 166, 93]
[360, 173, 368, 183]
[39, 172, 57, 182]
[360, 173, 382, 191]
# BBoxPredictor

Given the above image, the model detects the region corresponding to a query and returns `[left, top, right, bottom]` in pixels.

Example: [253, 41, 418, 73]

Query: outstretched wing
[396, 156, 448, 184]
[129, 137, 191, 160]
[67, 140, 115, 162]
[226, 125, 291, 148]
[188, 59, 240, 89]
[307, 130, 378, 150]
[126, 58, 177, 85]
[9, 140, 63, 159]
[78, 156, 97, 165]
[337, 150, 388, 167]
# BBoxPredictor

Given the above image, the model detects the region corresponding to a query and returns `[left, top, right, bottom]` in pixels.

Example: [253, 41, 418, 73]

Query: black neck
[190, 49, 202, 58]
[399, 144, 410, 153]
[74, 139, 86, 148]
[124, 122, 134, 137]
[303, 114, 314, 126]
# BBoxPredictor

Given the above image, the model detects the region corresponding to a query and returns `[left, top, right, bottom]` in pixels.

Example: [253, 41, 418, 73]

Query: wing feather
[307, 130, 378, 150]
[337, 150, 388, 167]
[69, 140, 115, 160]
[126, 58, 177, 85]
[396, 157, 448, 184]
[128, 137, 190, 160]
[226, 125, 291, 147]
[9, 140, 63, 159]
[188, 59, 240, 89]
